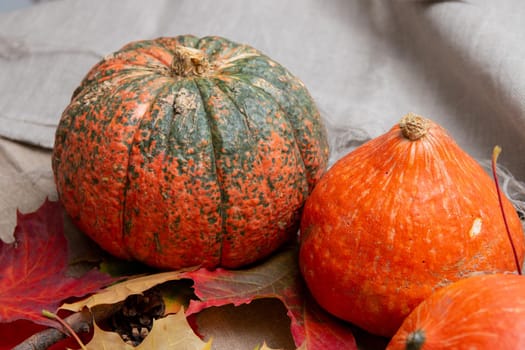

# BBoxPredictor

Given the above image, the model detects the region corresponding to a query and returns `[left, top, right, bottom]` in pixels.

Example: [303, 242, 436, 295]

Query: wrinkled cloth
[1, 0, 525, 243]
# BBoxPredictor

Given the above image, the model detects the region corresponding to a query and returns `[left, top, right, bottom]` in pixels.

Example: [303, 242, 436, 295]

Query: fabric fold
[0, 0, 524, 174]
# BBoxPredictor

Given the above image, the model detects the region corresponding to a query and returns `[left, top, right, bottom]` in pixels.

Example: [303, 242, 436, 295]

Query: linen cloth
[1, 0, 524, 242]
[1, 1, 525, 348]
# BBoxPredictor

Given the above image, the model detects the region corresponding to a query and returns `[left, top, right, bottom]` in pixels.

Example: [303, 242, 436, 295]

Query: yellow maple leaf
[254, 342, 283, 350]
[139, 311, 212, 350]
[69, 311, 211, 350]
[59, 270, 193, 312]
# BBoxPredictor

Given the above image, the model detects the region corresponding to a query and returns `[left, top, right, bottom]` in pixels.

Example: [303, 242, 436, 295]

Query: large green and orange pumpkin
[52, 35, 329, 270]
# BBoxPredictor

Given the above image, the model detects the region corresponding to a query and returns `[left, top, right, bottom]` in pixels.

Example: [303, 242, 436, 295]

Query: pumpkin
[387, 273, 525, 349]
[298, 113, 525, 337]
[52, 35, 329, 270]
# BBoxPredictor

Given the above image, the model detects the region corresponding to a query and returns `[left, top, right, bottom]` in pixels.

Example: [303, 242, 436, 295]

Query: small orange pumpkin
[299, 113, 525, 337]
[387, 273, 525, 349]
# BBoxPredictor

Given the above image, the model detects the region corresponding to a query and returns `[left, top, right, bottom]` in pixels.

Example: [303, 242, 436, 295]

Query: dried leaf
[254, 342, 283, 350]
[160, 280, 195, 315]
[139, 311, 212, 350]
[185, 247, 357, 350]
[0, 199, 114, 327]
[60, 270, 194, 312]
[75, 311, 211, 350]
[60, 246, 357, 349]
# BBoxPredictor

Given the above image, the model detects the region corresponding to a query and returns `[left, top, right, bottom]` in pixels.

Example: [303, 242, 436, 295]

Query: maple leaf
[60, 270, 195, 315]
[60, 246, 357, 349]
[76, 311, 211, 350]
[184, 247, 358, 350]
[0, 199, 115, 328]
[255, 342, 285, 350]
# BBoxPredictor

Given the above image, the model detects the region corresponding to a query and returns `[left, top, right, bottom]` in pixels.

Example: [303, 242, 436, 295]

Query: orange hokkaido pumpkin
[387, 273, 525, 349]
[299, 113, 525, 337]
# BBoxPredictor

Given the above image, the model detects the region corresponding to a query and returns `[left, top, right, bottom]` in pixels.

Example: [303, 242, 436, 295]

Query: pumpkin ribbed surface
[53, 35, 329, 270]
[299, 114, 524, 337]
[387, 274, 525, 349]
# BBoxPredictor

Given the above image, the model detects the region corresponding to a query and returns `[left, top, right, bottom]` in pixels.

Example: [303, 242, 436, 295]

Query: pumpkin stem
[491, 146, 522, 275]
[405, 329, 426, 350]
[171, 46, 210, 77]
[399, 113, 429, 141]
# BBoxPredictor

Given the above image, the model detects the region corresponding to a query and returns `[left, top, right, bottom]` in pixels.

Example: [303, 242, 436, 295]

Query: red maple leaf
[0, 199, 114, 328]
[184, 247, 358, 350]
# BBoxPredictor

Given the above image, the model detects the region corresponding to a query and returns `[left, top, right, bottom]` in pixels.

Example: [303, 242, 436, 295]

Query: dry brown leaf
[69, 311, 211, 350]
[59, 247, 357, 350]
[137, 311, 211, 350]
[255, 342, 283, 350]
[60, 270, 192, 312]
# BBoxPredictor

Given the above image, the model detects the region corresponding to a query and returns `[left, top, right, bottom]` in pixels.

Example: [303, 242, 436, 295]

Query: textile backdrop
[1, 0, 524, 252]
[2, 1, 525, 348]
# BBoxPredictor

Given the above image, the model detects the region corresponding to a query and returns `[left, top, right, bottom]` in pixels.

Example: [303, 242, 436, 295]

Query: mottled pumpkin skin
[53, 35, 329, 270]
[299, 116, 524, 337]
[388, 274, 525, 349]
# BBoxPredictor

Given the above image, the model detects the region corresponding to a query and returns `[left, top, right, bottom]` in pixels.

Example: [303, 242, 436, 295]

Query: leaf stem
[42, 309, 88, 350]
[491, 146, 522, 275]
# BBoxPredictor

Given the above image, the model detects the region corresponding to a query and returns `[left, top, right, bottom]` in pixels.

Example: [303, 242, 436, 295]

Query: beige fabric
[1, 2, 524, 348]
[0, 137, 55, 242]
[1, 0, 524, 240]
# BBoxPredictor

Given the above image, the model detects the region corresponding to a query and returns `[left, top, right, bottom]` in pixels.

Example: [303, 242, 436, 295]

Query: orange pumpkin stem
[172, 46, 210, 77]
[399, 113, 429, 141]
